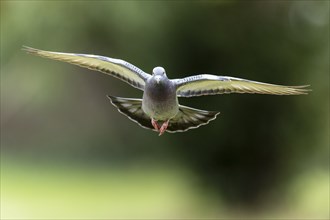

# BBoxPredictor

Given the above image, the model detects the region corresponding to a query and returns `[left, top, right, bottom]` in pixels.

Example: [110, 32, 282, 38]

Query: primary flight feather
[23, 46, 309, 135]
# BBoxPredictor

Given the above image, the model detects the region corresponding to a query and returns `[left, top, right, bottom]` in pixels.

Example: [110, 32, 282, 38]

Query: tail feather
[107, 95, 154, 131]
[107, 95, 220, 133]
[168, 105, 220, 133]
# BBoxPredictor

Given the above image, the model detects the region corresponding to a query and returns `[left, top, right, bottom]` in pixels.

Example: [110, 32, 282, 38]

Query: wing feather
[174, 74, 310, 97]
[23, 46, 151, 90]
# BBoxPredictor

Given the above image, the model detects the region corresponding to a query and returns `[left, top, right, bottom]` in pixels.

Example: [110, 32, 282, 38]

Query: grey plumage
[23, 46, 310, 135]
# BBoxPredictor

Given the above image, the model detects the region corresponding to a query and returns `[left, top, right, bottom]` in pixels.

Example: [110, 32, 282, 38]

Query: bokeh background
[1, 1, 329, 219]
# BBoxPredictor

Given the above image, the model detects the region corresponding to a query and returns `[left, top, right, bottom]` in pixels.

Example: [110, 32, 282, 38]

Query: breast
[142, 77, 179, 120]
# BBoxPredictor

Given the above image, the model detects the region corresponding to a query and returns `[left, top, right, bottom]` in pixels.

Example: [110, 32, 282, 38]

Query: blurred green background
[1, 1, 329, 219]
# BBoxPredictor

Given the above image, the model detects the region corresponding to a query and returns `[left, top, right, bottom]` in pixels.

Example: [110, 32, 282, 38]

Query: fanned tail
[107, 95, 220, 133]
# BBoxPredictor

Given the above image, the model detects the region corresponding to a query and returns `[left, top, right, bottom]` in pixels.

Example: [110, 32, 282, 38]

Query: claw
[151, 118, 159, 131]
[159, 120, 169, 136]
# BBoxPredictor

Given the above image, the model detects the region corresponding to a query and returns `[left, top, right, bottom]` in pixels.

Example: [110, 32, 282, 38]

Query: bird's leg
[151, 118, 159, 131]
[159, 120, 169, 136]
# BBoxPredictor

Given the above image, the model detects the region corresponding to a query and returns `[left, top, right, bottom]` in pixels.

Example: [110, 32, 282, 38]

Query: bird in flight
[23, 46, 309, 136]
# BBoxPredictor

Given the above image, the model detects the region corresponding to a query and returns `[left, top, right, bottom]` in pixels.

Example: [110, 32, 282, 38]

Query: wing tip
[287, 85, 311, 95]
[22, 45, 40, 54]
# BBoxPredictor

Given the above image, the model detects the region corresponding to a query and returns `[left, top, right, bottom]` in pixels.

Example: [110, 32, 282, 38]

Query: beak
[155, 76, 161, 84]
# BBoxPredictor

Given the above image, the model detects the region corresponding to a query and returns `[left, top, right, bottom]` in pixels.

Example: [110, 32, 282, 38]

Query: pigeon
[23, 46, 310, 135]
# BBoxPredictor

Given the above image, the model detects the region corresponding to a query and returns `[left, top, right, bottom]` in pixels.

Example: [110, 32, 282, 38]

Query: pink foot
[159, 120, 169, 136]
[151, 118, 159, 131]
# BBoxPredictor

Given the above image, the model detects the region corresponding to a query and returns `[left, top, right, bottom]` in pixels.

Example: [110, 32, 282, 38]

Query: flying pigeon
[23, 46, 309, 135]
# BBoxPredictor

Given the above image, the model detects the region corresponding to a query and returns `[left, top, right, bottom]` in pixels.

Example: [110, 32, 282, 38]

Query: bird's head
[152, 66, 167, 84]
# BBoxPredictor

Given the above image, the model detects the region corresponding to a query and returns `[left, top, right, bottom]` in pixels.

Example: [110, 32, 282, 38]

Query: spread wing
[23, 46, 151, 90]
[173, 74, 310, 97]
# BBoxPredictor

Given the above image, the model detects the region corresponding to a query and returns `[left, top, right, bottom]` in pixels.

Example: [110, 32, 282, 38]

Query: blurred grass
[1, 157, 223, 219]
[285, 169, 329, 219]
[1, 156, 328, 219]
